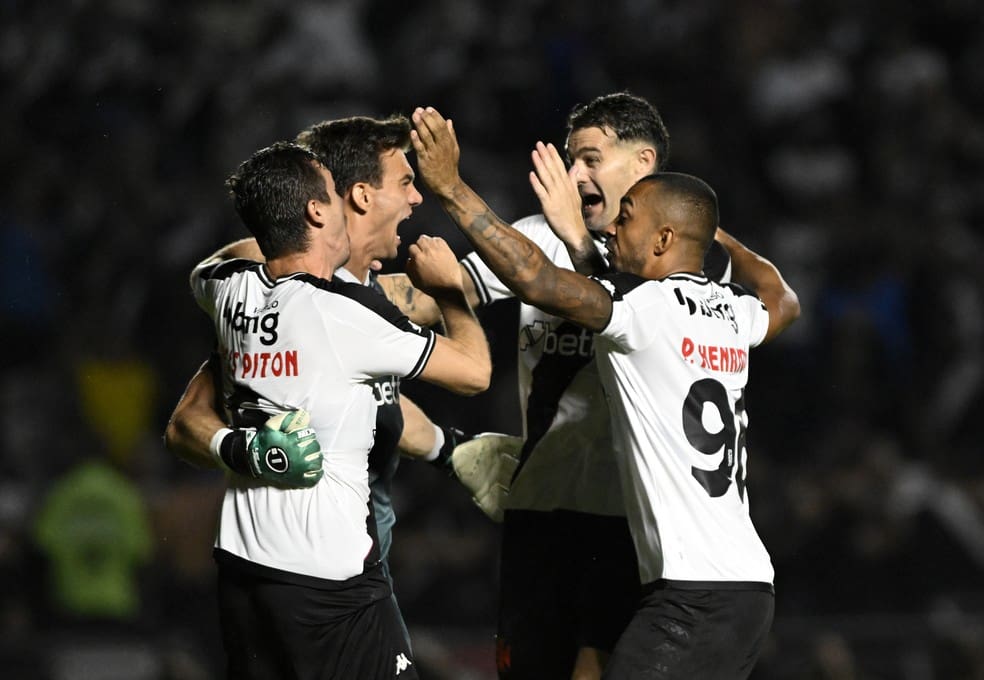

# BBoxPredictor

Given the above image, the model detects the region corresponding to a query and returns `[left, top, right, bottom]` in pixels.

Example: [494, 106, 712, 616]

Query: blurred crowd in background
[2, 0, 983, 678]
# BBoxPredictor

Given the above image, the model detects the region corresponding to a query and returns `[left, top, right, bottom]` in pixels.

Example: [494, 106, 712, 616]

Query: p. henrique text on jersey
[681, 337, 747, 374]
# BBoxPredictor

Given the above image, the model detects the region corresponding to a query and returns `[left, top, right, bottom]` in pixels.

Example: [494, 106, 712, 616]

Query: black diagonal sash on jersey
[513, 320, 594, 480]
[365, 273, 405, 492]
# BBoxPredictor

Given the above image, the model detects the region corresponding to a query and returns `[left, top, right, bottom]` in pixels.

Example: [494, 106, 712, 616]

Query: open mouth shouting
[580, 190, 604, 223]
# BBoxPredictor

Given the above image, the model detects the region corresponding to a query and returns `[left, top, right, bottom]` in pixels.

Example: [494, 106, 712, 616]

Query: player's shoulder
[720, 280, 764, 304]
[194, 257, 260, 282]
[511, 213, 560, 246]
[513, 213, 596, 264]
[512, 213, 549, 232]
[665, 272, 758, 303]
[593, 270, 648, 299]
[296, 273, 419, 332]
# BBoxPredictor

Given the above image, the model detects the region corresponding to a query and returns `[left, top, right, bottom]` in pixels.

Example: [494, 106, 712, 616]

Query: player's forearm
[376, 273, 443, 326]
[397, 396, 438, 459]
[562, 231, 609, 276]
[435, 287, 491, 393]
[164, 364, 228, 470]
[435, 179, 611, 330]
[204, 238, 264, 264]
[436, 179, 558, 304]
[165, 402, 227, 470]
[715, 228, 801, 341]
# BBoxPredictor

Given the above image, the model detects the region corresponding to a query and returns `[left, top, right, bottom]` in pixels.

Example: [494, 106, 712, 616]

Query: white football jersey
[461, 214, 622, 516]
[594, 270, 773, 585]
[191, 258, 434, 581]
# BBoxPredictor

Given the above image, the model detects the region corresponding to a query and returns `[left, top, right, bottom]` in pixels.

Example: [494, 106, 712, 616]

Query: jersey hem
[644, 578, 775, 594]
[214, 548, 391, 597]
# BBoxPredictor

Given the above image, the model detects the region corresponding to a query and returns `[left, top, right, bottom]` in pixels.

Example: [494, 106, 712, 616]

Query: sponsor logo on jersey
[395, 653, 413, 675]
[681, 337, 747, 373]
[519, 320, 593, 357]
[228, 350, 299, 378]
[371, 375, 400, 406]
[674, 287, 738, 333]
[222, 300, 280, 345]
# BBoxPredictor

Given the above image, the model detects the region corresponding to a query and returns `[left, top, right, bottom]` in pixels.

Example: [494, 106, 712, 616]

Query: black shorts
[602, 582, 774, 680]
[496, 509, 641, 679]
[217, 561, 418, 680]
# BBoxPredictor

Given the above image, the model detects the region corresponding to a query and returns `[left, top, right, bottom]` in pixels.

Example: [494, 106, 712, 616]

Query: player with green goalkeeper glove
[209, 409, 323, 488]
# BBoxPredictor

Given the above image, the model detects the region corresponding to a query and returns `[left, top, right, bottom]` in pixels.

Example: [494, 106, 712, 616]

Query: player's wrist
[430, 425, 469, 475]
[210, 427, 258, 477]
[423, 424, 445, 463]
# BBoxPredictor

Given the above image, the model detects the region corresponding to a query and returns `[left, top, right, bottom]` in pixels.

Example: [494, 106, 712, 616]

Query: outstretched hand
[411, 107, 461, 198]
[529, 141, 588, 244]
[405, 234, 464, 300]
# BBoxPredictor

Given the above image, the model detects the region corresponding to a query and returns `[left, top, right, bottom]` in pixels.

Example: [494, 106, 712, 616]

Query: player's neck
[265, 250, 335, 281]
[340, 253, 372, 284]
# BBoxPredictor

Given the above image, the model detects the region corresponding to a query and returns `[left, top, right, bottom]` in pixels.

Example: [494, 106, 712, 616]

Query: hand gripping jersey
[593, 270, 774, 586]
[461, 214, 621, 516]
[191, 259, 434, 582]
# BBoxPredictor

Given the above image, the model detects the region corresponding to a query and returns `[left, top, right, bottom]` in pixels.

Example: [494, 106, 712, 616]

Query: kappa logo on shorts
[265, 447, 289, 473]
[395, 652, 413, 675]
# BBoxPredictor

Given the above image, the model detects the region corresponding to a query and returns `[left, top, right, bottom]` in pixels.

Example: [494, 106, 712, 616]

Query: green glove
[216, 409, 323, 488]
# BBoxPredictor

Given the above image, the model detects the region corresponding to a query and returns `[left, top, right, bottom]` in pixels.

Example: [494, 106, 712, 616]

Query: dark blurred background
[3, 0, 983, 678]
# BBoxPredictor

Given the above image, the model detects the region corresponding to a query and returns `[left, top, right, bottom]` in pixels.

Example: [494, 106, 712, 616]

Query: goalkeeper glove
[431, 426, 522, 522]
[211, 409, 323, 488]
[429, 425, 470, 475]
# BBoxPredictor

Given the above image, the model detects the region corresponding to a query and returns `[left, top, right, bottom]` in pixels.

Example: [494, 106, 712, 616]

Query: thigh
[256, 581, 418, 680]
[380, 558, 412, 652]
[603, 587, 774, 680]
[216, 567, 293, 680]
[572, 513, 641, 653]
[497, 510, 576, 680]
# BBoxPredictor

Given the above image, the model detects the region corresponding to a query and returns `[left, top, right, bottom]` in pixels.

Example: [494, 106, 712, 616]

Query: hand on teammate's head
[410, 107, 461, 198]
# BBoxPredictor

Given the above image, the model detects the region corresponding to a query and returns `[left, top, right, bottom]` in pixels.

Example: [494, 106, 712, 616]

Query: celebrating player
[411, 105, 800, 679]
[175, 141, 490, 679]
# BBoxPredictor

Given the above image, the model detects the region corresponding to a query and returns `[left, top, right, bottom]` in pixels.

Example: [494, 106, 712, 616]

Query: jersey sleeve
[325, 282, 437, 381]
[189, 258, 257, 318]
[594, 271, 659, 353]
[727, 283, 770, 348]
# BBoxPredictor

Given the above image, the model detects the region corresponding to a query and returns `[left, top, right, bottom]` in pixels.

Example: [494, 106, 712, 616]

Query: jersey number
[681, 378, 747, 501]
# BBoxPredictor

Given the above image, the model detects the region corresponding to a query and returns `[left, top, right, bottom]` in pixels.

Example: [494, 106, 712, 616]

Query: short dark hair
[225, 142, 330, 259]
[295, 115, 412, 196]
[637, 172, 719, 252]
[566, 92, 671, 170]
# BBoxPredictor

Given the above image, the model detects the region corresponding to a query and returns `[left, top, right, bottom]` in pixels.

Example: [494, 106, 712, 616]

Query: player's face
[567, 126, 653, 233]
[319, 165, 350, 267]
[364, 149, 423, 261]
[605, 183, 654, 275]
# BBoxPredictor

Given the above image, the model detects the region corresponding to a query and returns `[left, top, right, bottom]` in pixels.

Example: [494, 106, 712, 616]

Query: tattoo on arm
[443, 190, 612, 331]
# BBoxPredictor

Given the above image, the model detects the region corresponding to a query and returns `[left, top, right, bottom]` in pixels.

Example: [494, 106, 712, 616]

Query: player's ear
[349, 182, 371, 214]
[306, 198, 326, 228]
[652, 225, 674, 255]
[637, 146, 657, 174]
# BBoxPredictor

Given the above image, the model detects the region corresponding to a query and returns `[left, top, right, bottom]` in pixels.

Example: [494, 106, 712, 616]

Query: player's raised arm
[405, 234, 491, 395]
[376, 265, 482, 327]
[411, 106, 613, 333]
[714, 227, 800, 343]
[529, 141, 609, 277]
